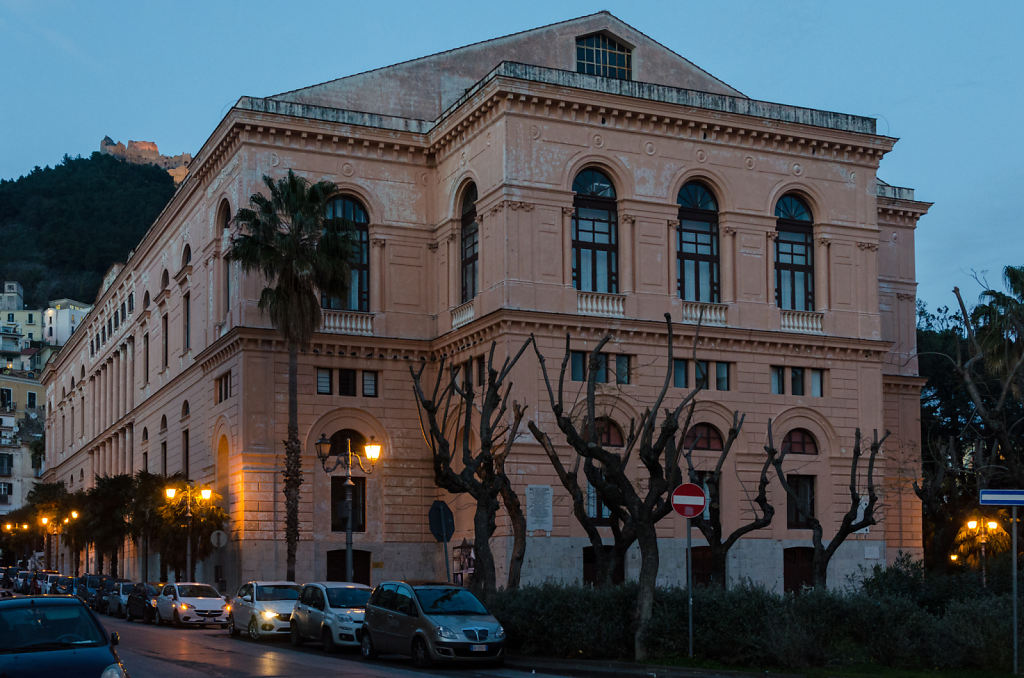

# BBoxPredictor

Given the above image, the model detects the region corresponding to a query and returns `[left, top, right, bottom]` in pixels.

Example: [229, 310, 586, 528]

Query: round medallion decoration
[744, 155, 755, 170]
[644, 141, 656, 156]
[792, 163, 803, 176]
[695, 148, 708, 163]
[592, 133, 604, 148]
[460, 151, 466, 167]
[270, 152, 280, 167]
[529, 124, 541, 140]
[420, 172, 429, 186]
[341, 162, 354, 177]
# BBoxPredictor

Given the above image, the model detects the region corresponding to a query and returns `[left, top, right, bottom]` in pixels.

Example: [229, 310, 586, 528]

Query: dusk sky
[1, 0, 1020, 311]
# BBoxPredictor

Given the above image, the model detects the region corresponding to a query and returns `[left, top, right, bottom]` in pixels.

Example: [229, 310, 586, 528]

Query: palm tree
[973, 264, 1024, 387]
[228, 169, 355, 580]
[85, 475, 134, 575]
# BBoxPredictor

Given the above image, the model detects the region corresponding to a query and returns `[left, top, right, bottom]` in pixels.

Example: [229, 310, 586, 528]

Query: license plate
[470, 644, 487, 652]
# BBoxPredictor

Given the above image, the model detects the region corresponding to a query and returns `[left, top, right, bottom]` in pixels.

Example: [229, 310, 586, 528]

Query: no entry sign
[672, 483, 706, 519]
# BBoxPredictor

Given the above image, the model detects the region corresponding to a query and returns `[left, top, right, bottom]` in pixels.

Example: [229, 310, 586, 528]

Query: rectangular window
[791, 367, 805, 396]
[113, 312, 118, 330]
[127, 294, 134, 313]
[216, 372, 231, 403]
[161, 315, 168, 368]
[571, 351, 586, 382]
[0, 388, 10, 409]
[575, 33, 632, 80]
[142, 451, 148, 473]
[0, 454, 12, 477]
[182, 430, 190, 481]
[776, 228, 814, 311]
[161, 441, 167, 476]
[6, 313, 12, 322]
[771, 366, 785, 395]
[615, 355, 630, 385]
[715, 362, 730, 391]
[182, 293, 191, 351]
[695, 360, 709, 390]
[316, 368, 332, 395]
[27, 313, 33, 323]
[811, 369, 824, 397]
[586, 482, 613, 526]
[120, 302, 126, 322]
[593, 354, 608, 384]
[787, 474, 815, 528]
[476, 356, 486, 390]
[673, 359, 688, 388]
[338, 368, 356, 396]
[331, 476, 366, 532]
[143, 333, 150, 382]
[362, 371, 378, 397]
[27, 392, 36, 409]
[694, 470, 717, 521]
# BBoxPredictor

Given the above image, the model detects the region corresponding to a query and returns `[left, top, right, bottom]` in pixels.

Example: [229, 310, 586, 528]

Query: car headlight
[225, 604, 232, 612]
[179, 603, 191, 611]
[495, 625, 506, 640]
[150, 599, 158, 608]
[100, 664, 125, 678]
[261, 609, 276, 621]
[338, 614, 354, 624]
[436, 625, 459, 640]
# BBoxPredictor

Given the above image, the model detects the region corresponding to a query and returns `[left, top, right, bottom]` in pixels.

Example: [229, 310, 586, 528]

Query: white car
[155, 582, 229, 627]
[105, 581, 135, 617]
[290, 582, 372, 652]
[228, 580, 301, 641]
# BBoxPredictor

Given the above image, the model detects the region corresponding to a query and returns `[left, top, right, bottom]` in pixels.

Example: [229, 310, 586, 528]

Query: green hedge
[489, 571, 1014, 672]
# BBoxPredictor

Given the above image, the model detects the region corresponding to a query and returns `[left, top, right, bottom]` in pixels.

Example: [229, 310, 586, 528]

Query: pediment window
[576, 33, 632, 81]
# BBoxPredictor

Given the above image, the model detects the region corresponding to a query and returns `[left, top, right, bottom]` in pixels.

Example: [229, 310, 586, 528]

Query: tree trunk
[499, 482, 526, 590]
[472, 494, 499, 600]
[110, 549, 119, 578]
[94, 548, 101, 574]
[709, 545, 728, 589]
[142, 533, 149, 583]
[633, 524, 660, 661]
[283, 344, 302, 582]
[812, 549, 829, 589]
[159, 556, 168, 582]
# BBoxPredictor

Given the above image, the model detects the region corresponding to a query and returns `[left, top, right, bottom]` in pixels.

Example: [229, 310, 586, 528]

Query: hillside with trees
[0, 152, 175, 307]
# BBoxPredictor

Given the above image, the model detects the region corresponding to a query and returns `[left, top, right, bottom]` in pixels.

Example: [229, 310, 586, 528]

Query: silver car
[290, 582, 371, 652]
[228, 580, 301, 640]
[359, 581, 505, 666]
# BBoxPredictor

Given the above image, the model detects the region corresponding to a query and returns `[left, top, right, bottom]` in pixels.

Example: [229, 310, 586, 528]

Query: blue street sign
[979, 489, 1024, 506]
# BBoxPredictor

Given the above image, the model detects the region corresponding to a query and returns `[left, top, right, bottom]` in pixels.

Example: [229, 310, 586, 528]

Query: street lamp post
[967, 518, 1001, 587]
[314, 432, 382, 582]
[166, 483, 212, 581]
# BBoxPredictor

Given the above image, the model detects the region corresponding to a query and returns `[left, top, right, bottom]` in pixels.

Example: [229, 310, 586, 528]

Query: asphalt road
[102, 614, 571, 678]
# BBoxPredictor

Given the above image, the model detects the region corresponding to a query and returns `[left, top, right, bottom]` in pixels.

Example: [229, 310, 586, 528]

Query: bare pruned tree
[409, 338, 533, 598]
[681, 410, 775, 588]
[767, 422, 889, 588]
[529, 313, 699, 661]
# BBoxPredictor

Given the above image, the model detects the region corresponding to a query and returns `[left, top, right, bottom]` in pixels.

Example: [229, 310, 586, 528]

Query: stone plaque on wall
[526, 484, 553, 533]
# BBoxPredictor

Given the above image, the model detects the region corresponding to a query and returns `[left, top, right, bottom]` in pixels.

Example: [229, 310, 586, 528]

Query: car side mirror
[110, 632, 119, 646]
[242, 595, 251, 603]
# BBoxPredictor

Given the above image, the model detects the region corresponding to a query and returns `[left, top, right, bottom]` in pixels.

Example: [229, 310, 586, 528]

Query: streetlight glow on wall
[314, 432, 382, 582]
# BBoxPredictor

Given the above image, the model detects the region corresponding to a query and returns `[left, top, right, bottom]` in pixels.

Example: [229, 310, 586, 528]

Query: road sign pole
[1014, 505, 1018, 675]
[687, 517, 693, 659]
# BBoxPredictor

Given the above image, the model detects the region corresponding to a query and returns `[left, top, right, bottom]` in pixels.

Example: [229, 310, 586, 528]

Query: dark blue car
[0, 595, 129, 677]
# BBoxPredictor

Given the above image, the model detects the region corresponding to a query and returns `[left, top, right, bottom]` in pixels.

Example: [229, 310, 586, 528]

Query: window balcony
[780, 310, 824, 334]
[451, 300, 476, 329]
[679, 301, 728, 327]
[577, 291, 625, 318]
[320, 310, 374, 336]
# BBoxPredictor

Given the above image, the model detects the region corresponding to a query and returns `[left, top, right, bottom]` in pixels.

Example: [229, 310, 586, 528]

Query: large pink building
[42, 12, 929, 591]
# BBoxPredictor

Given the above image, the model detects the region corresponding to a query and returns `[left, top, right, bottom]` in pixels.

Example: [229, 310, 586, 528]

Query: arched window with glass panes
[682, 422, 724, 451]
[677, 182, 720, 303]
[460, 183, 479, 304]
[572, 168, 618, 293]
[322, 195, 370, 312]
[782, 428, 818, 455]
[587, 417, 624, 525]
[774, 195, 814, 311]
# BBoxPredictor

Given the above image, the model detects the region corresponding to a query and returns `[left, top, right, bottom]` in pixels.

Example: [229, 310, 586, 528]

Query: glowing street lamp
[314, 432, 383, 582]
[967, 517, 1002, 587]
[165, 483, 213, 581]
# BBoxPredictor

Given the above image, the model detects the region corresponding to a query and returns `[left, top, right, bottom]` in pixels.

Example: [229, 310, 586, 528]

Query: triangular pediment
[269, 12, 743, 121]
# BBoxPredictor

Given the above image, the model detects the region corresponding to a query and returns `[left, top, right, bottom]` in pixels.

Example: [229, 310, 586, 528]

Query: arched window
[143, 291, 150, 309]
[782, 428, 818, 455]
[181, 401, 190, 418]
[142, 427, 149, 442]
[774, 195, 814, 311]
[181, 245, 192, 268]
[217, 199, 232, 316]
[460, 184, 479, 304]
[677, 182, 719, 303]
[683, 423, 724, 451]
[322, 196, 370, 312]
[160, 270, 169, 290]
[572, 168, 618, 293]
[594, 416, 624, 447]
[159, 415, 167, 432]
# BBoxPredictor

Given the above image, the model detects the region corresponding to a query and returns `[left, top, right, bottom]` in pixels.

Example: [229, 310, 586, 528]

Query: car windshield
[0, 602, 106, 652]
[256, 585, 300, 601]
[177, 585, 220, 598]
[414, 588, 488, 615]
[145, 585, 160, 596]
[326, 588, 370, 609]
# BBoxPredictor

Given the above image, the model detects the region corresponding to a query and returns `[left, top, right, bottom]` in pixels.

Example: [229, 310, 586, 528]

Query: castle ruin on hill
[99, 136, 191, 184]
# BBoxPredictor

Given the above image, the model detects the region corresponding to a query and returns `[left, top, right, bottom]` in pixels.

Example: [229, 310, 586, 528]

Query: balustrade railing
[780, 310, 824, 333]
[451, 300, 476, 329]
[577, 291, 626, 318]
[679, 301, 728, 326]
[320, 310, 374, 336]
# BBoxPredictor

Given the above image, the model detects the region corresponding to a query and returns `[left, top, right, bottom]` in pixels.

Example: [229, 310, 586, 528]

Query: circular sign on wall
[210, 530, 229, 549]
[671, 483, 707, 519]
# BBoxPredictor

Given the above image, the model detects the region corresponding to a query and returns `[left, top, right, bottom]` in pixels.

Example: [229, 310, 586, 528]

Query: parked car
[92, 578, 127, 614]
[124, 582, 164, 624]
[155, 582, 228, 627]
[105, 582, 135, 618]
[290, 582, 371, 652]
[43, 573, 62, 594]
[227, 580, 300, 641]
[79, 574, 110, 608]
[12, 572, 30, 593]
[0, 595, 130, 677]
[51, 577, 76, 595]
[360, 581, 504, 666]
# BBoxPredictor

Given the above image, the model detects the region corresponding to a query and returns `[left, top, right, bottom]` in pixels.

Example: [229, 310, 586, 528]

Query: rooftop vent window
[576, 33, 632, 81]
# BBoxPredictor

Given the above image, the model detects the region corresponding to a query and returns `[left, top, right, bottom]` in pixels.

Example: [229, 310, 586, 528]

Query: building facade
[42, 13, 928, 592]
[0, 371, 45, 513]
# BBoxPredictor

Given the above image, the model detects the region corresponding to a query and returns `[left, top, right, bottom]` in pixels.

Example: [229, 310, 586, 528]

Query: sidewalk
[506, 655, 799, 678]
